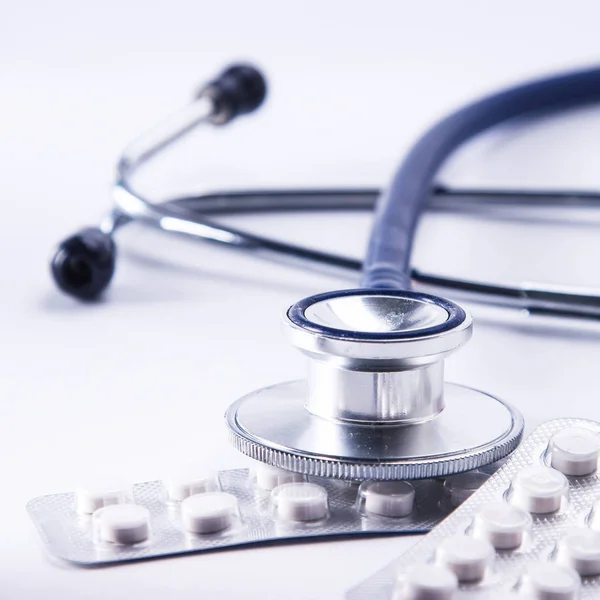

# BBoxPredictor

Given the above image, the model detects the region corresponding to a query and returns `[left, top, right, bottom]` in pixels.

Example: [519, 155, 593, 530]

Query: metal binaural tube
[117, 63, 266, 178]
[117, 96, 215, 177]
[305, 360, 445, 424]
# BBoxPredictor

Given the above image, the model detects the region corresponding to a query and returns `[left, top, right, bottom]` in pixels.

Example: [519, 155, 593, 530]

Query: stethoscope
[49, 63, 600, 482]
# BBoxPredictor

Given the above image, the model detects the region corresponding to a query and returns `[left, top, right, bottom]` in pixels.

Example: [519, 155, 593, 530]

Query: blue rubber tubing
[362, 66, 600, 290]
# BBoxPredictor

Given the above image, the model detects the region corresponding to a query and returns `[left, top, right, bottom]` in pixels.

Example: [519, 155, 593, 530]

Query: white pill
[360, 481, 415, 518]
[163, 468, 220, 501]
[471, 502, 532, 550]
[255, 464, 304, 491]
[399, 564, 458, 600]
[93, 504, 150, 545]
[509, 465, 568, 514]
[273, 482, 328, 522]
[435, 534, 494, 582]
[587, 499, 600, 531]
[76, 481, 128, 514]
[520, 562, 581, 600]
[549, 427, 600, 476]
[556, 528, 600, 576]
[181, 492, 238, 534]
[443, 472, 490, 508]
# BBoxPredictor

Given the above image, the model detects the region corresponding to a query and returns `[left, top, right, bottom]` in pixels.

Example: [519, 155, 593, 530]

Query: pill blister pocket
[347, 418, 600, 599]
[27, 466, 493, 565]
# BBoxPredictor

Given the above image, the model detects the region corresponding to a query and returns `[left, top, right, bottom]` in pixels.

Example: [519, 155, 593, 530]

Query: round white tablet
[509, 465, 568, 514]
[400, 564, 458, 600]
[443, 472, 490, 508]
[360, 481, 415, 518]
[272, 482, 328, 522]
[471, 502, 532, 549]
[93, 504, 150, 545]
[549, 427, 600, 476]
[76, 481, 128, 514]
[181, 492, 238, 534]
[556, 528, 600, 576]
[435, 534, 494, 582]
[163, 468, 220, 501]
[520, 562, 581, 600]
[255, 464, 304, 491]
[587, 499, 600, 531]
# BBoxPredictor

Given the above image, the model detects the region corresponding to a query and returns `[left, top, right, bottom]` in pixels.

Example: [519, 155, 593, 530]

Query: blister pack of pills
[26, 463, 495, 566]
[347, 418, 600, 600]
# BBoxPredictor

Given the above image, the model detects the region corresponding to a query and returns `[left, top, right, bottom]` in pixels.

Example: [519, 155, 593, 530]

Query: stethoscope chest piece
[226, 289, 524, 480]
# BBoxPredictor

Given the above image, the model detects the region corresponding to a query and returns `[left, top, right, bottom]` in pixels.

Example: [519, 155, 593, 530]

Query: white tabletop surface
[4, 1, 600, 597]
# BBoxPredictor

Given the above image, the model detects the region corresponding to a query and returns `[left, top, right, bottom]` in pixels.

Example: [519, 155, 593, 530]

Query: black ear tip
[51, 228, 116, 300]
[200, 62, 267, 123]
[220, 63, 267, 111]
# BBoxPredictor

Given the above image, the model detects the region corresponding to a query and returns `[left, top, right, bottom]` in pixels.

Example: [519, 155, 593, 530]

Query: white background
[4, 1, 600, 598]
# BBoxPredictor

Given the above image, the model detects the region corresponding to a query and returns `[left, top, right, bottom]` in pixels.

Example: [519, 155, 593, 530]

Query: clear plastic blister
[26, 464, 492, 565]
[347, 418, 600, 599]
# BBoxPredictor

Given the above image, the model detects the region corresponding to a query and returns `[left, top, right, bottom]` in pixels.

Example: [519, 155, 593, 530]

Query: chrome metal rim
[226, 380, 524, 480]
